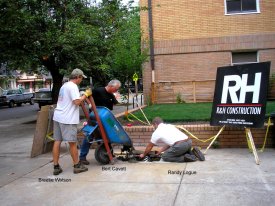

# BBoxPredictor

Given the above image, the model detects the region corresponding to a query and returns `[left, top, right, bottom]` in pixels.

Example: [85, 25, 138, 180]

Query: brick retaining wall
[123, 124, 274, 149]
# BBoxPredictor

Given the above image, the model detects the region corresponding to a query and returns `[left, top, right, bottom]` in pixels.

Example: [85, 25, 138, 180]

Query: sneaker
[192, 147, 205, 161]
[79, 159, 90, 165]
[183, 154, 197, 162]
[53, 165, 63, 175]
[73, 162, 88, 174]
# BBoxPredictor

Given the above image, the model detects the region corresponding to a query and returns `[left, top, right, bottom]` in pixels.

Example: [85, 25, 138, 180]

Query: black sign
[210, 62, 270, 128]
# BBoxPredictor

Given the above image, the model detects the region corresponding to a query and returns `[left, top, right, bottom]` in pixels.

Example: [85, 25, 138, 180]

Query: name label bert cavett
[102, 166, 126, 171]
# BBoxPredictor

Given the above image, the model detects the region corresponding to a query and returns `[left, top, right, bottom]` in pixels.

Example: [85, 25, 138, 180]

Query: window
[232, 51, 258, 65]
[225, 0, 260, 15]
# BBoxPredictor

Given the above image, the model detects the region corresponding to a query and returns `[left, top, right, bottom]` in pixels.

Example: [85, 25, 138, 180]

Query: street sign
[132, 73, 138, 82]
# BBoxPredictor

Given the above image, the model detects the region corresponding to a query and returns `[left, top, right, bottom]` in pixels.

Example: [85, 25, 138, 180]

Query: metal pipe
[148, 0, 156, 104]
[148, 0, 155, 73]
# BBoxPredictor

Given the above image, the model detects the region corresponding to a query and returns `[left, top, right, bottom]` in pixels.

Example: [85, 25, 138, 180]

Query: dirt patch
[117, 116, 209, 126]
[117, 117, 148, 126]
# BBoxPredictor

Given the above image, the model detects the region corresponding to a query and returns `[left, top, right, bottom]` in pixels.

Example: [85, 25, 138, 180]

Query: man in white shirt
[140, 117, 199, 162]
[52, 68, 92, 175]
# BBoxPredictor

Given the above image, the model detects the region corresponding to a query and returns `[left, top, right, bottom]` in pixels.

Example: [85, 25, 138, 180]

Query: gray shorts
[53, 121, 78, 142]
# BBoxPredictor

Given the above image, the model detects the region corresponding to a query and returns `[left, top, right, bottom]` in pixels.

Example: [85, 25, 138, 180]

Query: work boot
[192, 147, 205, 161]
[183, 154, 197, 162]
[73, 162, 88, 174]
[53, 164, 63, 175]
[79, 159, 90, 165]
[143, 156, 151, 162]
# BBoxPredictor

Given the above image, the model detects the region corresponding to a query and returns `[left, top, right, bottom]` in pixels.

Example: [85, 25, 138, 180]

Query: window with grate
[225, 0, 259, 14]
[232, 51, 258, 65]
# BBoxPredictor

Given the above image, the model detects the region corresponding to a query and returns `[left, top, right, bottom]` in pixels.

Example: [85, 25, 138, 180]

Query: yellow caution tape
[245, 117, 271, 153]
[128, 112, 150, 125]
[46, 131, 54, 141]
[259, 117, 272, 152]
[176, 125, 225, 143]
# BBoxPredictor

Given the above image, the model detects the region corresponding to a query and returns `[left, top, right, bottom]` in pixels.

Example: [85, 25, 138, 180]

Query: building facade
[0, 63, 52, 93]
[140, 0, 275, 103]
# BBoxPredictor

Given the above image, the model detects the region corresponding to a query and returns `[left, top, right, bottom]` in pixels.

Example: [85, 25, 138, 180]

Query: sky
[93, 0, 139, 7]
[121, 0, 139, 6]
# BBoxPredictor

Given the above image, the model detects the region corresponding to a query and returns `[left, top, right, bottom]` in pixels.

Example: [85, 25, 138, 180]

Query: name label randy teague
[168, 170, 197, 175]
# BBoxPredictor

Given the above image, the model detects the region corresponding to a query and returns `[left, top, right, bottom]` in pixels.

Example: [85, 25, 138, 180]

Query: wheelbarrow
[80, 95, 160, 164]
[80, 93, 137, 164]
[81, 106, 136, 164]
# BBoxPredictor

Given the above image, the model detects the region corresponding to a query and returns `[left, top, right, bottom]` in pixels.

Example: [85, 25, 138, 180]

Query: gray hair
[152, 117, 163, 125]
[108, 79, 121, 87]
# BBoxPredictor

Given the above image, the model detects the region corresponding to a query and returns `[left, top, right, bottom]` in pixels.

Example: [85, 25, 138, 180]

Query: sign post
[132, 72, 139, 106]
[210, 62, 270, 164]
[245, 128, 260, 164]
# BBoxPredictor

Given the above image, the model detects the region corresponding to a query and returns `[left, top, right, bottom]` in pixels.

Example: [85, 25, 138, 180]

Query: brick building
[140, 0, 275, 103]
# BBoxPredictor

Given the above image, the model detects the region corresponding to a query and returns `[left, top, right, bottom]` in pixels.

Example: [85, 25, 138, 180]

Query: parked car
[0, 89, 34, 108]
[33, 88, 53, 108]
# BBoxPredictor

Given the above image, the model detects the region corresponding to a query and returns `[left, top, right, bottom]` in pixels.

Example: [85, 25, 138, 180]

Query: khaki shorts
[53, 121, 77, 142]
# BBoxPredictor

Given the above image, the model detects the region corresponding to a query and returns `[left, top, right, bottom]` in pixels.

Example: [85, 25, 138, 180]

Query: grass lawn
[123, 101, 275, 124]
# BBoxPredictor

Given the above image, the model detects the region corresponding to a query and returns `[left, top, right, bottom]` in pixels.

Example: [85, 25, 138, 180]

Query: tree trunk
[51, 72, 64, 104]
[43, 57, 64, 104]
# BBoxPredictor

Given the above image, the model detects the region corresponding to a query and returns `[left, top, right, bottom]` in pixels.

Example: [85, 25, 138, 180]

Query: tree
[0, 0, 102, 103]
[0, 0, 147, 101]
[108, 7, 148, 87]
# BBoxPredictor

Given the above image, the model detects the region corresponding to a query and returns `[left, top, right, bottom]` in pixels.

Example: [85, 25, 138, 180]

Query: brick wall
[140, 0, 275, 104]
[142, 36, 275, 103]
[143, 48, 275, 103]
[140, 0, 275, 41]
[124, 124, 274, 149]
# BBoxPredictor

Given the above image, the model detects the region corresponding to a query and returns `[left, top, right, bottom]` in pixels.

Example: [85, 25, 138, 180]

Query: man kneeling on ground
[139, 117, 204, 162]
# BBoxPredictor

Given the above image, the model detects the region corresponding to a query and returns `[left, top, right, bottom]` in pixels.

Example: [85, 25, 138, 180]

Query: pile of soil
[117, 116, 209, 126]
[118, 118, 149, 126]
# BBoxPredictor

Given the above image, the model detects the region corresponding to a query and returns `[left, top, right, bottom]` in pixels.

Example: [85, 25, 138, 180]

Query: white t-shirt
[151, 123, 188, 146]
[53, 81, 81, 124]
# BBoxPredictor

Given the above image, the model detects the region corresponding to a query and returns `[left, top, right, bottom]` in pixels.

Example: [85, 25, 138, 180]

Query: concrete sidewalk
[0, 147, 275, 206]
[0, 109, 275, 206]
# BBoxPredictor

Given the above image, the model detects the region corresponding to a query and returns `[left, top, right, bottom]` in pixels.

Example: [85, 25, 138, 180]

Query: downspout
[148, 0, 156, 103]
